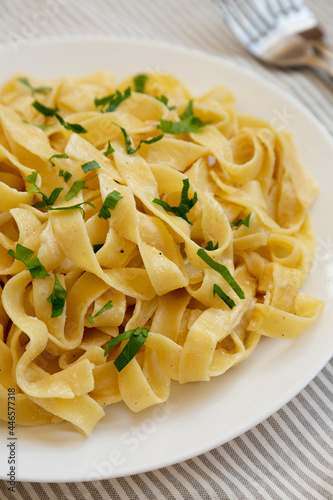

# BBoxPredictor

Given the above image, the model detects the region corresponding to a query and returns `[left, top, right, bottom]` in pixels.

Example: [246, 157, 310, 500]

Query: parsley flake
[49, 153, 69, 167]
[65, 180, 86, 201]
[153, 178, 197, 225]
[32, 100, 59, 117]
[155, 95, 176, 110]
[94, 87, 131, 112]
[133, 74, 148, 93]
[158, 100, 212, 134]
[104, 327, 149, 372]
[230, 213, 251, 228]
[205, 241, 219, 251]
[55, 113, 87, 134]
[47, 275, 67, 318]
[119, 126, 164, 155]
[59, 170, 72, 183]
[213, 283, 236, 309]
[98, 190, 123, 220]
[197, 248, 245, 299]
[88, 300, 113, 325]
[104, 140, 115, 156]
[93, 244, 103, 253]
[17, 77, 52, 94]
[8, 243, 49, 279]
[81, 160, 101, 174]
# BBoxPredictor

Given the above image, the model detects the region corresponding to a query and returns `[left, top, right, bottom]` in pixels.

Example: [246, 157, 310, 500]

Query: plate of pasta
[0, 37, 332, 482]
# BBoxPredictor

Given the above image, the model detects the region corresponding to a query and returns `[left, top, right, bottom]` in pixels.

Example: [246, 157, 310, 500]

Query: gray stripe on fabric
[116, 476, 139, 499]
[224, 438, 293, 500]
[237, 430, 305, 499]
[176, 459, 244, 500]
[188, 455, 231, 498]
[264, 413, 333, 494]
[145, 471, 177, 500]
[285, 401, 333, 466]
[253, 422, 328, 500]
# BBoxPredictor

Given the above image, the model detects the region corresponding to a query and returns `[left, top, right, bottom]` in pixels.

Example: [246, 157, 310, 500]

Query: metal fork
[215, 0, 333, 78]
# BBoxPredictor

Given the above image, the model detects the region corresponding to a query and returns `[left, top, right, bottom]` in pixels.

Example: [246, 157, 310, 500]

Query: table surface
[0, 1, 332, 499]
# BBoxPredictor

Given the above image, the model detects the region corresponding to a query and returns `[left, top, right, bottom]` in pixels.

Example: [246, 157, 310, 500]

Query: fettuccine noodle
[0, 71, 325, 436]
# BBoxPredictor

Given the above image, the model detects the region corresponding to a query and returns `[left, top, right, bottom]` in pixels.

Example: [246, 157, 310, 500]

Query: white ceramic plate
[0, 38, 332, 483]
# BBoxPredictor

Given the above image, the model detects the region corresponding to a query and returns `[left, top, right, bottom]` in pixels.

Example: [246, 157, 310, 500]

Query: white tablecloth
[0, 1, 332, 498]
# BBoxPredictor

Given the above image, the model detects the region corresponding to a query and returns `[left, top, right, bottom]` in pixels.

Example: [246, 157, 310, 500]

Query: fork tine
[237, 0, 274, 33]
[216, 1, 260, 45]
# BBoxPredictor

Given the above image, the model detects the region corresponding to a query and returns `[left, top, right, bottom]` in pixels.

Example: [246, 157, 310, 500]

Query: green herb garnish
[104, 327, 149, 372]
[119, 126, 164, 155]
[8, 244, 49, 279]
[93, 244, 103, 253]
[64, 180, 86, 201]
[98, 190, 123, 220]
[104, 140, 115, 156]
[26, 171, 64, 207]
[17, 77, 52, 94]
[88, 300, 113, 325]
[25, 170, 38, 185]
[158, 100, 211, 134]
[81, 160, 101, 174]
[32, 100, 59, 117]
[55, 113, 87, 134]
[197, 248, 245, 299]
[49, 153, 69, 167]
[47, 275, 67, 318]
[205, 241, 219, 251]
[35, 123, 55, 131]
[59, 170, 72, 183]
[95, 87, 131, 112]
[230, 213, 251, 228]
[155, 95, 176, 110]
[153, 178, 197, 225]
[213, 284, 236, 309]
[42, 201, 95, 218]
[133, 74, 148, 93]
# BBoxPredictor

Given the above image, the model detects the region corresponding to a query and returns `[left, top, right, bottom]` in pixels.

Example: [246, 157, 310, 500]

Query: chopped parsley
[26, 171, 64, 207]
[64, 180, 86, 201]
[93, 244, 103, 253]
[104, 140, 115, 156]
[8, 243, 49, 279]
[230, 213, 251, 228]
[205, 241, 219, 251]
[197, 248, 245, 299]
[88, 300, 113, 325]
[17, 77, 52, 94]
[49, 153, 69, 167]
[153, 178, 197, 225]
[25, 171, 94, 216]
[42, 201, 95, 218]
[213, 283, 236, 309]
[25, 170, 38, 185]
[119, 126, 164, 155]
[158, 100, 212, 134]
[155, 95, 176, 110]
[81, 160, 101, 174]
[32, 100, 59, 117]
[104, 327, 149, 372]
[98, 190, 123, 220]
[59, 170, 72, 183]
[133, 74, 148, 93]
[55, 113, 87, 134]
[94, 87, 131, 112]
[47, 275, 67, 318]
